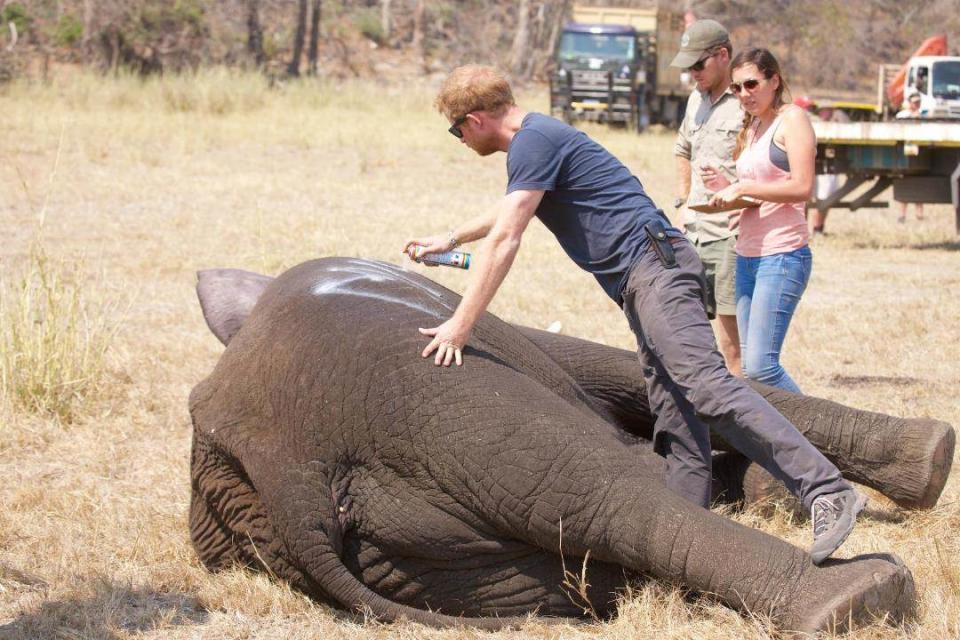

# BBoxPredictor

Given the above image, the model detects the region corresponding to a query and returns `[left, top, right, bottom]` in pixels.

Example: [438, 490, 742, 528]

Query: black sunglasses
[686, 51, 717, 72]
[448, 114, 469, 138]
[730, 78, 762, 94]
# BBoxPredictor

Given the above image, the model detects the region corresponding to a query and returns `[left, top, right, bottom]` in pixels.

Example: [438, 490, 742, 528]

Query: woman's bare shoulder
[779, 105, 814, 133]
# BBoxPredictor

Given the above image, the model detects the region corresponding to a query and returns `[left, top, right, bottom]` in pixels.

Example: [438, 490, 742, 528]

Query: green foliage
[0, 3, 31, 35]
[52, 14, 83, 48]
[353, 8, 385, 45]
[139, 0, 206, 36]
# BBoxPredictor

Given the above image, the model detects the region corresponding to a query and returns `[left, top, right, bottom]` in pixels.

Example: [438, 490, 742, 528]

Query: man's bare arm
[677, 156, 692, 201]
[403, 212, 499, 260]
[419, 189, 543, 366]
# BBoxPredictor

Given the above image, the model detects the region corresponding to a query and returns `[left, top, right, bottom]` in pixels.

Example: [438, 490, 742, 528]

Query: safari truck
[549, 5, 687, 131]
[809, 121, 960, 234]
[807, 36, 960, 233]
[880, 36, 960, 120]
[809, 36, 960, 122]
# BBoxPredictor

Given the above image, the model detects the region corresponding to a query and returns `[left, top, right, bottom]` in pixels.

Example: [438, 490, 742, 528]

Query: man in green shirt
[672, 20, 742, 375]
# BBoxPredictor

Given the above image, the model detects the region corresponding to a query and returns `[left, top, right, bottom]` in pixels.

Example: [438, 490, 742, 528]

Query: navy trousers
[621, 237, 849, 510]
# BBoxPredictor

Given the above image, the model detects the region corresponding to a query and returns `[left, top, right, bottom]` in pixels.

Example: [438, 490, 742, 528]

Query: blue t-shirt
[506, 113, 678, 303]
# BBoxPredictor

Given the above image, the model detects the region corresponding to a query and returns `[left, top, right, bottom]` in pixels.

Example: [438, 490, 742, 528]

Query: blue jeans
[735, 246, 812, 393]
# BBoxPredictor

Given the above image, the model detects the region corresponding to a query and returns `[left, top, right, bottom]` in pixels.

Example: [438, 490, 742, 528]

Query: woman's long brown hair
[731, 48, 790, 160]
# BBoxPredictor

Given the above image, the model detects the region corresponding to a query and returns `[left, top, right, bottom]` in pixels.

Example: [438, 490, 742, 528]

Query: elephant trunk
[756, 386, 955, 509]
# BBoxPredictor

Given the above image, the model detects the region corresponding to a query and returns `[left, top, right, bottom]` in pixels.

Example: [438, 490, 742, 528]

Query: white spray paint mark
[309, 259, 457, 320]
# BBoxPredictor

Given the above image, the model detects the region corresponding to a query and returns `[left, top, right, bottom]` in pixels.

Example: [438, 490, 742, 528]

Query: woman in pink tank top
[706, 48, 815, 392]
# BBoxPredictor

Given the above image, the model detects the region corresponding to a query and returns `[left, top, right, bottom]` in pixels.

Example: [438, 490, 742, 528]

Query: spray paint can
[413, 246, 471, 269]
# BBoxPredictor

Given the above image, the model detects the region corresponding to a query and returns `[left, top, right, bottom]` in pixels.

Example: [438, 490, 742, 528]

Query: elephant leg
[471, 442, 916, 635]
[517, 325, 955, 510]
[711, 450, 806, 517]
[755, 387, 955, 509]
[189, 432, 324, 597]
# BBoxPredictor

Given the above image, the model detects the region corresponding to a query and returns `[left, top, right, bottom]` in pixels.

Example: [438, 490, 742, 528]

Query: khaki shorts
[693, 235, 737, 319]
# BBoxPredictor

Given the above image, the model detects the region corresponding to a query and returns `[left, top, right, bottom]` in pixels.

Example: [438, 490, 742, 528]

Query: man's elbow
[489, 227, 524, 255]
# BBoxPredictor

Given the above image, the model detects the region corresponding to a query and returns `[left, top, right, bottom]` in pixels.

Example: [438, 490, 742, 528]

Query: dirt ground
[1, 73, 959, 639]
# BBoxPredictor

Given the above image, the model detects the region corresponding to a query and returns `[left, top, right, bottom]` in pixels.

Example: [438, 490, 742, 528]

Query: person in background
[894, 91, 926, 223]
[407, 64, 863, 564]
[707, 48, 815, 397]
[671, 19, 742, 375]
[796, 98, 850, 237]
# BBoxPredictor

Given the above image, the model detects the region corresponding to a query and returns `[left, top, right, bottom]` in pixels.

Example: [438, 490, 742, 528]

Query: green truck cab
[550, 6, 687, 132]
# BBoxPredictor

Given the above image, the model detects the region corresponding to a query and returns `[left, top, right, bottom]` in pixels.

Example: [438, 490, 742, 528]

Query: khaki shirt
[674, 87, 743, 243]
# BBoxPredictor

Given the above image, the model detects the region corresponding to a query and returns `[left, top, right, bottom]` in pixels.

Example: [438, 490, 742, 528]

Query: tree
[246, 0, 265, 68]
[307, 0, 320, 75]
[288, 0, 307, 76]
[508, 0, 530, 77]
[381, 0, 390, 43]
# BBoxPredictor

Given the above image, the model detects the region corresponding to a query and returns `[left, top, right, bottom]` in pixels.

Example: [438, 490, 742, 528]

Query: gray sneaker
[809, 489, 867, 565]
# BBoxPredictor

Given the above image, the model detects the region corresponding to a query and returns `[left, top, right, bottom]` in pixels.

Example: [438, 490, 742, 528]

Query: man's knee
[683, 366, 747, 421]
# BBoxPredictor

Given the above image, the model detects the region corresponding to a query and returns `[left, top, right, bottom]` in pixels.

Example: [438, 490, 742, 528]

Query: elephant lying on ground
[189, 258, 949, 633]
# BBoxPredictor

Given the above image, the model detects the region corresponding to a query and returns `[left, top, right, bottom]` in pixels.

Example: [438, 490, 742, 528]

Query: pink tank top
[735, 112, 810, 257]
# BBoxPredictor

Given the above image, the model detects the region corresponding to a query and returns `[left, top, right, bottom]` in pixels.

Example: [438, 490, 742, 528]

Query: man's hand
[402, 235, 452, 265]
[419, 317, 472, 366]
[699, 164, 731, 192]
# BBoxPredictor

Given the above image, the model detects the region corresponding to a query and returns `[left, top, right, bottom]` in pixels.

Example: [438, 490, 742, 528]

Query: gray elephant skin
[189, 257, 951, 633]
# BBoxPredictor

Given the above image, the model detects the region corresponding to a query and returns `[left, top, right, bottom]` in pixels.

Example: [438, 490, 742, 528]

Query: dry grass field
[2, 70, 959, 639]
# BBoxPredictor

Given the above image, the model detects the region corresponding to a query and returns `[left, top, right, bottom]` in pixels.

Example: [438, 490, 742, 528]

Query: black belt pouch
[643, 219, 678, 269]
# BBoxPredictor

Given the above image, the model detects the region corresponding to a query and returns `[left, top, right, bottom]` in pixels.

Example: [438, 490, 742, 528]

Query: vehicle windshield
[559, 32, 635, 61]
[932, 60, 960, 99]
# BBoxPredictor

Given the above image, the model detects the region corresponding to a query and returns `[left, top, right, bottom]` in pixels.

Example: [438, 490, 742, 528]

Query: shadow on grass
[914, 240, 960, 251]
[830, 374, 921, 388]
[0, 581, 207, 640]
[849, 239, 960, 251]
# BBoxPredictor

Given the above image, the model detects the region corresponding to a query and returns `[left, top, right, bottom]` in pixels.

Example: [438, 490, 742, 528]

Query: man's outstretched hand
[419, 318, 472, 366]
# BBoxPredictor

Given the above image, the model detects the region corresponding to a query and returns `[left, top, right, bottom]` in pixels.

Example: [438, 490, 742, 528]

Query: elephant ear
[196, 268, 274, 346]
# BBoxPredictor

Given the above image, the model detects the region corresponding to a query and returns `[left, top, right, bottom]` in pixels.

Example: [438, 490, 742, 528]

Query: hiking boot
[809, 489, 867, 565]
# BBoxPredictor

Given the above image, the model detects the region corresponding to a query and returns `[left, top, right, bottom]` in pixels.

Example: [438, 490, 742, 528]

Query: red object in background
[886, 35, 948, 106]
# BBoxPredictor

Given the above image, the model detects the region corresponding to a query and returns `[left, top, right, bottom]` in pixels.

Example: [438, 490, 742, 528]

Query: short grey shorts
[693, 235, 737, 318]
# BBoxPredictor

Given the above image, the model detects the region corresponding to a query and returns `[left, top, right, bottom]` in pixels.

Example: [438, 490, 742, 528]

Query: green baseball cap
[670, 19, 730, 69]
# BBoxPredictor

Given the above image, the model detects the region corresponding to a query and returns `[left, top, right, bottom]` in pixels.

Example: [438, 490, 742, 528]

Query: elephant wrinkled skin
[189, 258, 945, 633]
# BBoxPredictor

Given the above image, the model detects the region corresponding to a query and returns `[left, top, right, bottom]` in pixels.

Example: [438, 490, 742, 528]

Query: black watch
[673, 197, 685, 209]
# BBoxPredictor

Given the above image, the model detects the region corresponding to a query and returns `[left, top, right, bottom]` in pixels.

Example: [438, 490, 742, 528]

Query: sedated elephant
[189, 257, 953, 634]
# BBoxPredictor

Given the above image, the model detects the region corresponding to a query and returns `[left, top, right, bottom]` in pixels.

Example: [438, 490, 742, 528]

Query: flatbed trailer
[811, 120, 960, 234]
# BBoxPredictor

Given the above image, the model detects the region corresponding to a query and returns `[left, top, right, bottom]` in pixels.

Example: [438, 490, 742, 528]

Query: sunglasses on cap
[730, 78, 762, 94]
[686, 51, 717, 73]
[448, 114, 470, 138]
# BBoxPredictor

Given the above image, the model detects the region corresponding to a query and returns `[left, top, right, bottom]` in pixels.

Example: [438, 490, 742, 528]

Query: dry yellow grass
[1, 71, 958, 639]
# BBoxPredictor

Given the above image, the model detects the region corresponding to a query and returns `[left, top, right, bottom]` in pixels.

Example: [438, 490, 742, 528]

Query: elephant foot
[782, 553, 917, 635]
[897, 418, 955, 510]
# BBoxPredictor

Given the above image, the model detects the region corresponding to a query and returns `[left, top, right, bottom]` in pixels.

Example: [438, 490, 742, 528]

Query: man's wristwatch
[447, 230, 459, 250]
[673, 197, 685, 209]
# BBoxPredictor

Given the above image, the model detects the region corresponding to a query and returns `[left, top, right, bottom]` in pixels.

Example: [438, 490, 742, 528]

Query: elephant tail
[311, 549, 565, 630]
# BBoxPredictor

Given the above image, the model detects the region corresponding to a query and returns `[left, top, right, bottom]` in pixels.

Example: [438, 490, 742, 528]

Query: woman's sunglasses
[730, 78, 762, 94]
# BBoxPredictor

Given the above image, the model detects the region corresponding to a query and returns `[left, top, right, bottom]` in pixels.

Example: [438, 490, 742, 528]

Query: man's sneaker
[809, 489, 867, 565]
